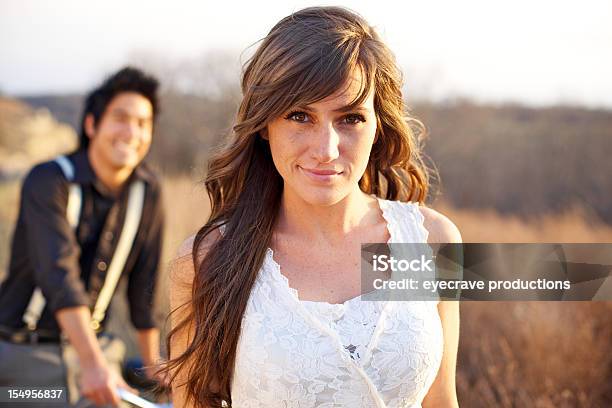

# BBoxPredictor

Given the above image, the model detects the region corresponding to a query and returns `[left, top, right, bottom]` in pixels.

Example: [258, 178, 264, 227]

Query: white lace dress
[230, 198, 443, 408]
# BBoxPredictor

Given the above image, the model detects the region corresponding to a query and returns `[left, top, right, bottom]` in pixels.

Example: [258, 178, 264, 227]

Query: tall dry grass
[437, 201, 612, 243]
[151, 177, 612, 406]
[1, 174, 610, 406]
[79, 177, 612, 407]
[437, 202, 612, 407]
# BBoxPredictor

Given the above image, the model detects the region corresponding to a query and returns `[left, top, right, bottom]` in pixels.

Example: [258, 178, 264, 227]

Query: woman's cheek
[351, 140, 375, 177]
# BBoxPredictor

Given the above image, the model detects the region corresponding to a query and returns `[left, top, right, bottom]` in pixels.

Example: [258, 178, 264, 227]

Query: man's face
[86, 92, 154, 171]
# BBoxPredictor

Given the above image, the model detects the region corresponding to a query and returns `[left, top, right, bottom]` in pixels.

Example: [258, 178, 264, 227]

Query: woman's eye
[343, 114, 366, 125]
[285, 111, 309, 123]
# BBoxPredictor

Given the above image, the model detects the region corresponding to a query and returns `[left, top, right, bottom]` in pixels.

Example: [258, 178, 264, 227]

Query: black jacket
[0, 149, 164, 335]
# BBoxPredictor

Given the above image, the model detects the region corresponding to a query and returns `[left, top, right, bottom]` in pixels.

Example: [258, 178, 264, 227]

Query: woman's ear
[84, 114, 96, 139]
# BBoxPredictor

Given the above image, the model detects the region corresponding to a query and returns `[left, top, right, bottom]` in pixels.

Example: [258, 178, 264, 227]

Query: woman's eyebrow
[333, 105, 371, 113]
[293, 104, 371, 113]
[292, 105, 316, 113]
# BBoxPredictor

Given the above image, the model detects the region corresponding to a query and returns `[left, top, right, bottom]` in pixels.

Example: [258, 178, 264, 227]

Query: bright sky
[2, 0, 612, 107]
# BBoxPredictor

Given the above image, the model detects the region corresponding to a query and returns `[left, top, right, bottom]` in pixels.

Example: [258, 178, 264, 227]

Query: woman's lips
[299, 166, 342, 182]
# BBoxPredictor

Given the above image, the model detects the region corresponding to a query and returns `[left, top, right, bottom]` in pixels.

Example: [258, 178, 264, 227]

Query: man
[0, 67, 166, 407]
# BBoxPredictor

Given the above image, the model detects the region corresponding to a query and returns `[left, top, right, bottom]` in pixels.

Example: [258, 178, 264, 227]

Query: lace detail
[230, 198, 442, 407]
[377, 198, 429, 243]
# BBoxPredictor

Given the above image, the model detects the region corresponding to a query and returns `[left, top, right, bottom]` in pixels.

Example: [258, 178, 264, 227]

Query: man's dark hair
[78, 66, 160, 150]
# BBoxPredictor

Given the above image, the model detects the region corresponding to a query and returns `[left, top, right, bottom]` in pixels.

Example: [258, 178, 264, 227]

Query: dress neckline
[264, 195, 394, 307]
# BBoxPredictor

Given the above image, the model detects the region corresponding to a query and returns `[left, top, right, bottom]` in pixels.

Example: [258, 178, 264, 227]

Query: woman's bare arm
[169, 229, 222, 408]
[168, 236, 197, 408]
[421, 207, 462, 408]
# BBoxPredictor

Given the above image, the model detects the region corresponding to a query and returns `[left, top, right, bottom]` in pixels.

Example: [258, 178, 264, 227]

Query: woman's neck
[276, 186, 380, 245]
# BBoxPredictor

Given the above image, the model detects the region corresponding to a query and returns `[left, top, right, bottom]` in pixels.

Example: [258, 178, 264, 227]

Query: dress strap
[377, 198, 429, 243]
[378, 198, 440, 303]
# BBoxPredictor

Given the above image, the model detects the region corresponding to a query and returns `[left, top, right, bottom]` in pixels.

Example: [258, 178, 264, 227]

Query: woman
[165, 6, 461, 408]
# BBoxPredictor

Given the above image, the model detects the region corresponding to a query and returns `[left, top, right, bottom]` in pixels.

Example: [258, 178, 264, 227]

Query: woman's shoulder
[176, 235, 196, 260]
[417, 205, 462, 244]
[377, 197, 461, 244]
[176, 228, 223, 258]
[171, 229, 223, 286]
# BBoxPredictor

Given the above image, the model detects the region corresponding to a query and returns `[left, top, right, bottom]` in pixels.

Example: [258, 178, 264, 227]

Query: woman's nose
[311, 123, 340, 163]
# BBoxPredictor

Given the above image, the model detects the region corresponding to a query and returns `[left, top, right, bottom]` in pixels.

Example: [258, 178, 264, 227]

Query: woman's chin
[294, 187, 348, 207]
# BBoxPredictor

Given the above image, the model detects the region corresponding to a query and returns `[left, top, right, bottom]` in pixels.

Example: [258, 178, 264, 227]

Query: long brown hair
[164, 6, 431, 407]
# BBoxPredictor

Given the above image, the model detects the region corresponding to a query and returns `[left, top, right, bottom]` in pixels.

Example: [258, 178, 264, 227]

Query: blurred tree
[13, 53, 612, 224]
[126, 49, 241, 175]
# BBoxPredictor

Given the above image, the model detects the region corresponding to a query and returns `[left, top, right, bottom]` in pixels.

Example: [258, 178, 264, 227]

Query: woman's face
[265, 73, 378, 206]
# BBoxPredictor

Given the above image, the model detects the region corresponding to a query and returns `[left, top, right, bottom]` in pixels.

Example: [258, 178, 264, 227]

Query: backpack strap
[23, 155, 81, 329]
[55, 155, 82, 229]
[90, 180, 145, 331]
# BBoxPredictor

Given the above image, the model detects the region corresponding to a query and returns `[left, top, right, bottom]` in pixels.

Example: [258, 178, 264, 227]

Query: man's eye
[285, 111, 309, 123]
[343, 114, 366, 125]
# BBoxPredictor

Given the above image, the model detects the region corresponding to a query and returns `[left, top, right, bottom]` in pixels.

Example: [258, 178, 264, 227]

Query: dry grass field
[1, 174, 611, 407]
[153, 176, 612, 407]
[437, 203, 612, 407]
